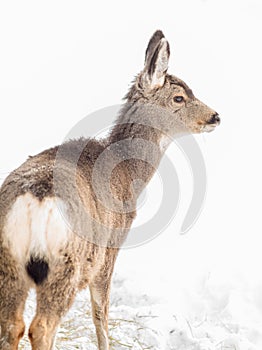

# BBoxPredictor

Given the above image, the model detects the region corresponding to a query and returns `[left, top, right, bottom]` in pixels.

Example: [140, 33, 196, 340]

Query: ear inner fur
[145, 30, 165, 64]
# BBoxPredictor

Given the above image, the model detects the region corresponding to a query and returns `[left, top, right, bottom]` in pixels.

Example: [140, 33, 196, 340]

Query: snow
[19, 270, 262, 349]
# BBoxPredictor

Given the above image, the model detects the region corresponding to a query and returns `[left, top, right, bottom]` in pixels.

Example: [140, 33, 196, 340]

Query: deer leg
[89, 280, 111, 350]
[89, 249, 118, 350]
[0, 290, 28, 350]
[0, 253, 28, 350]
[28, 261, 79, 350]
[28, 314, 60, 350]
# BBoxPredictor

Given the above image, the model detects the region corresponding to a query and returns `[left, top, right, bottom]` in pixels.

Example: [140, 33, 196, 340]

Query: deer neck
[107, 102, 178, 200]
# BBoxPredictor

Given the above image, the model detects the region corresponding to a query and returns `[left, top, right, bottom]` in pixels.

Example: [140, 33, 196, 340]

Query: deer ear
[142, 31, 170, 90]
[145, 30, 165, 64]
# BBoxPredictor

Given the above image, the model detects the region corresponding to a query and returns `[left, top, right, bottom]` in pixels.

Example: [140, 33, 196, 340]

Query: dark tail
[26, 256, 49, 285]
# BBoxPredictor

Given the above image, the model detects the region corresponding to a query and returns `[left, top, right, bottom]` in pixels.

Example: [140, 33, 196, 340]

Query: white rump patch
[3, 193, 71, 262]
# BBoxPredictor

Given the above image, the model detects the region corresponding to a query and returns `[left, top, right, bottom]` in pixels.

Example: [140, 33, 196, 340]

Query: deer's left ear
[142, 31, 170, 90]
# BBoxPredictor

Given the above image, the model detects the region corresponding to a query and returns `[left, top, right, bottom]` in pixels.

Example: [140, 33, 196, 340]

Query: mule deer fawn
[0, 30, 220, 349]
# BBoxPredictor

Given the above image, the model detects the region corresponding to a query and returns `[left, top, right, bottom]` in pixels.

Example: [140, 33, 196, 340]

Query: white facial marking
[202, 124, 217, 133]
[159, 135, 172, 152]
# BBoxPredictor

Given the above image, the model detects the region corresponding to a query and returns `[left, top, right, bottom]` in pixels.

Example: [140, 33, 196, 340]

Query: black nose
[209, 113, 220, 125]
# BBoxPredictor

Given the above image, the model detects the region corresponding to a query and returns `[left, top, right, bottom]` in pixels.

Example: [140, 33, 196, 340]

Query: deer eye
[173, 96, 184, 103]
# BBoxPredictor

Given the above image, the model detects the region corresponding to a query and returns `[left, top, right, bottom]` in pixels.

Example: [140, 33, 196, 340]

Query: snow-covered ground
[19, 269, 262, 349]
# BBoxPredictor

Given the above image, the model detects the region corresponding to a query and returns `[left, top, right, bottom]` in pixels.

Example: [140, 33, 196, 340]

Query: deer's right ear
[141, 30, 170, 90]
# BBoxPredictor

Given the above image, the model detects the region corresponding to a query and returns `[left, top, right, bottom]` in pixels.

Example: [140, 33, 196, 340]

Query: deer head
[125, 30, 220, 136]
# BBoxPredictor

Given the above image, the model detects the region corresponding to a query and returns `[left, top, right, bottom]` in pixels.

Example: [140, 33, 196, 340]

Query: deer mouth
[198, 115, 220, 133]
[201, 113, 220, 132]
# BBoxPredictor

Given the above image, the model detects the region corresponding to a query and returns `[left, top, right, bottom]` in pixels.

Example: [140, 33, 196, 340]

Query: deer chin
[201, 124, 217, 133]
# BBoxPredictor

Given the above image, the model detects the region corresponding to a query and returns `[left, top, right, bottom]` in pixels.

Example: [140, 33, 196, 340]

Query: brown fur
[0, 30, 219, 349]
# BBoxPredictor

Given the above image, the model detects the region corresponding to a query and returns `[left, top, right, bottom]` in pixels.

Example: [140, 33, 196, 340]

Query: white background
[0, 0, 262, 345]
